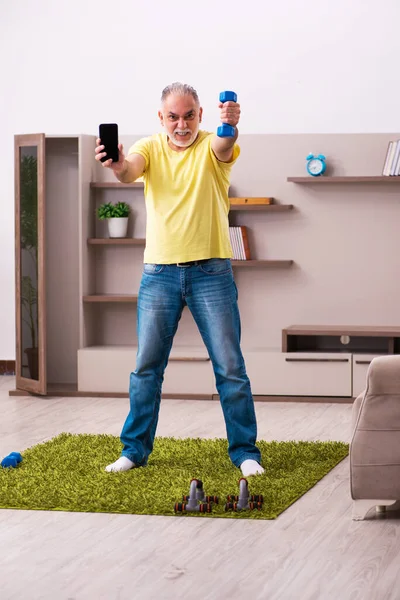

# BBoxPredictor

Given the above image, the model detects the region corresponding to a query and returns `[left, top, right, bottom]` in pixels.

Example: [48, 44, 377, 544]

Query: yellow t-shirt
[127, 130, 240, 264]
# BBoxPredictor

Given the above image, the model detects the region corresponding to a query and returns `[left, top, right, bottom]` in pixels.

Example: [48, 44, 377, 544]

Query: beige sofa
[350, 355, 400, 520]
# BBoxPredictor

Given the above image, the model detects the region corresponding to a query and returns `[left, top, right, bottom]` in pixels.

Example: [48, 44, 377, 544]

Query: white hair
[161, 82, 200, 105]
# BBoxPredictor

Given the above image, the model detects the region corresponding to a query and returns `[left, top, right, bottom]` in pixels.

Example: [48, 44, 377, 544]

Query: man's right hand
[95, 138, 126, 174]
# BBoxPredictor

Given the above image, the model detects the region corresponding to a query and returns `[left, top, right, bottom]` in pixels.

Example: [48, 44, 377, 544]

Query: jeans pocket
[199, 258, 232, 275]
[143, 263, 165, 274]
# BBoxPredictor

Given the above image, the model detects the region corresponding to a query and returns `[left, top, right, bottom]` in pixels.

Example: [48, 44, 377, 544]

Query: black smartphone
[99, 123, 119, 163]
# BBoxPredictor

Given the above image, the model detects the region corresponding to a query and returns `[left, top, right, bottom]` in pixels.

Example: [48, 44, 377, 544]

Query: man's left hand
[218, 101, 241, 127]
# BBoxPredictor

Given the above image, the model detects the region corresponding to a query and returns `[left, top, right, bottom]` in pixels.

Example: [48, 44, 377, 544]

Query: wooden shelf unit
[80, 180, 295, 396]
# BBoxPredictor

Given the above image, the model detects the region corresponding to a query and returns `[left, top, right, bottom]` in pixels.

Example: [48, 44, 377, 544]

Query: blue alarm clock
[306, 153, 326, 176]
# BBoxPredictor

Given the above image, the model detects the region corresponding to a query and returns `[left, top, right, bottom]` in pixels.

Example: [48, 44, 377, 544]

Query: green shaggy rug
[0, 434, 348, 519]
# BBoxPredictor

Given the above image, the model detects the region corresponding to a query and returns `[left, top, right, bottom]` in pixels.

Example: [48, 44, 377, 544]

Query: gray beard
[170, 128, 199, 147]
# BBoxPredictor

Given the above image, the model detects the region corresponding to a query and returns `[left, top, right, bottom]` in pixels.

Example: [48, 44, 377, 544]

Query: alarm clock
[306, 153, 326, 177]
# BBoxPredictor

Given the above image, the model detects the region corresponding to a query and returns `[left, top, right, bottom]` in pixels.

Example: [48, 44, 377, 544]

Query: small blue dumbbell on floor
[1, 452, 23, 468]
[217, 90, 237, 138]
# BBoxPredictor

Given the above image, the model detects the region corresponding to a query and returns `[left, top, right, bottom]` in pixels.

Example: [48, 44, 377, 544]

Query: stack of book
[229, 226, 251, 260]
[382, 140, 400, 176]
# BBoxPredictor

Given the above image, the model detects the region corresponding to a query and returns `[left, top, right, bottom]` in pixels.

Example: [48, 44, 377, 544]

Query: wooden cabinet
[280, 326, 400, 399]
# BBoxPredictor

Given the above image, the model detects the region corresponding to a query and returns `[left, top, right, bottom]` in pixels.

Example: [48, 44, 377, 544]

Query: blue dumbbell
[217, 91, 238, 138]
[1, 452, 23, 468]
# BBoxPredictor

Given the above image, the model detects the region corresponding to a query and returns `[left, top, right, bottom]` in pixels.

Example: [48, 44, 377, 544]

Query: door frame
[14, 133, 47, 394]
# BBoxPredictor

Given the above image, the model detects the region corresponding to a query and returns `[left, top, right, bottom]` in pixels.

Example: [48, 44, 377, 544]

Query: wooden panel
[232, 260, 293, 267]
[90, 182, 144, 188]
[83, 294, 138, 303]
[87, 238, 145, 245]
[46, 137, 80, 385]
[229, 197, 273, 205]
[14, 133, 47, 395]
[229, 204, 293, 211]
[213, 394, 353, 404]
[283, 324, 400, 337]
[79, 135, 97, 349]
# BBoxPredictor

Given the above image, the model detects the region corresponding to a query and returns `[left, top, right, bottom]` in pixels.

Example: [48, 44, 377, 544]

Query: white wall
[1, 0, 400, 358]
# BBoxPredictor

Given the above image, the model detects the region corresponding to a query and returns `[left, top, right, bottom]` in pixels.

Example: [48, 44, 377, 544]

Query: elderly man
[95, 83, 264, 477]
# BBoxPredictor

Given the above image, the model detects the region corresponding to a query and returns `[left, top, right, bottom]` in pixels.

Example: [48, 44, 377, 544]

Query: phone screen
[99, 123, 119, 163]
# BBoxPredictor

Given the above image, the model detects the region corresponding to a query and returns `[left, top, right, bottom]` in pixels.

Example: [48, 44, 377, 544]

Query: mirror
[19, 146, 39, 380]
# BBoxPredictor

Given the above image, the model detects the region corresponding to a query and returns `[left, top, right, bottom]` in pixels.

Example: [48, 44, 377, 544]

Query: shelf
[232, 260, 293, 267]
[284, 325, 400, 336]
[88, 238, 145, 245]
[90, 182, 144, 188]
[287, 176, 400, 183]
[230, 197, 274, 205]
[83, 294, 138, 303]
[282, 324, 400, 354]
[230, 204, 293, 211]
[89, 184, 292, 210]
[83, 250, 292, 267]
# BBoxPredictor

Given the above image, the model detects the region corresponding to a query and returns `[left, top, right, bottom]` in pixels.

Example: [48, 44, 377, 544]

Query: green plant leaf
[97, 201, 130, 219]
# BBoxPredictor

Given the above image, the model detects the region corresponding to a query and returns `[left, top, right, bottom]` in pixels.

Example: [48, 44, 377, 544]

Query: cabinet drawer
[352, 354, 384, 398]
[240, 352, 352, 396]
[78, 346, 214, 395]
[162, 355, 214, 395]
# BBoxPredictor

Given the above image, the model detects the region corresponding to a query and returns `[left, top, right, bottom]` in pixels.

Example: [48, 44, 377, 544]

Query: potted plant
[97, 201, 131, 238]
[20, 154, 39, 379]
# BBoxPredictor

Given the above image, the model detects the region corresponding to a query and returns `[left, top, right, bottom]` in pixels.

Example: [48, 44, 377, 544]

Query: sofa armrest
[350, 355, 400, 502]
[366, 355, 400, 395]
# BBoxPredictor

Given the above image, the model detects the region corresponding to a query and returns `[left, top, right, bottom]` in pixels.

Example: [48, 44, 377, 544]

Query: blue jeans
[120, 258, 261, 468]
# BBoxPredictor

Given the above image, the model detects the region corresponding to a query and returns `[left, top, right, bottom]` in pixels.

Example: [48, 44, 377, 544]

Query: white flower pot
[108, 217, 129, 238]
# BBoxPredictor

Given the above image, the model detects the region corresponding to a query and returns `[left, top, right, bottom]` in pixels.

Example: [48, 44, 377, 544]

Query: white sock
[105, 456, 136, 473]
[240, 459, 265, 477]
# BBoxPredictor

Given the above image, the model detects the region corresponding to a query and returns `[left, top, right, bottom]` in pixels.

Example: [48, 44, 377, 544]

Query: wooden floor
[1, 376, 399, 600]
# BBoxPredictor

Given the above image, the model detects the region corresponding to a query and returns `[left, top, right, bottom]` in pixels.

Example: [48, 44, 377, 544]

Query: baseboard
[8, 384, 355, 403]
[0, 360, 15, 375]
[214, 394, 354, 404]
